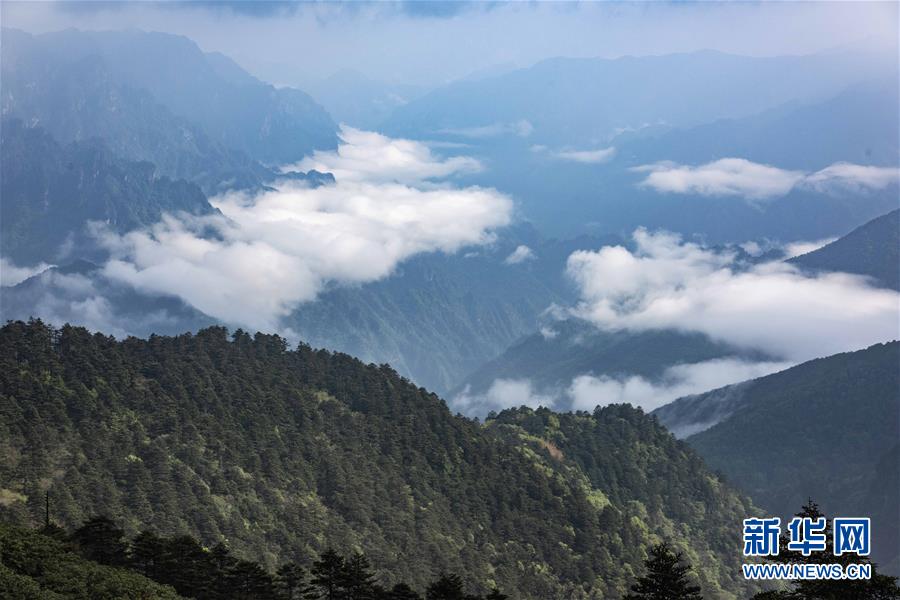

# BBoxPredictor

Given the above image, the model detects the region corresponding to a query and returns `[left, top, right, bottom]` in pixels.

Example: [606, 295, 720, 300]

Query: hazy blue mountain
[452, 318, 766, 405]
[303, 69, 428, 129]
[1, 29, 269, 194]
[616, 81, 900, 170]
[661, 343, 899, 572]
[0, 119, 213, 265]
[4, 28, 338, 165]
[279, 228, 618, 394]
[382, 48, 894, 146]
[382, 59, 898, 241]
[0, 29, 335, 194]
[789, 209, 900, 290]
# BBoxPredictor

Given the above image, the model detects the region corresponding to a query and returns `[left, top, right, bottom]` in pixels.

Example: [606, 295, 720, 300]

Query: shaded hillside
[2, 28, 337, 166]
[0, 119, 213, 265]
[663, 343, 900, 572]
[789, 209, 900, 290]
[1, 28, 334, 195]
[286, 230, 616, 395]
[452, 318, 766, 406]
[0, 320, 756, 599]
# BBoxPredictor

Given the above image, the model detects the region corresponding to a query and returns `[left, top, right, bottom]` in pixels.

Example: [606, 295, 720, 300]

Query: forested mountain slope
[0, 320, 756, 599]
[789, 209, 900, 290]
[657, 343, 900, 573]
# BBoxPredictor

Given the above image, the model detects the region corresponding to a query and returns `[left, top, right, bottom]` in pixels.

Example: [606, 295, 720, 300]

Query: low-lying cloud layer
[293, 126, 482, 182]
[567, 358, 790, 412]
[0, 258, 54, 287]
[566, 229, 900, 362]
[635, 158, 899, 200]
[454, 378, 556, 415]
[97, 130, 512, 330]
[451, 357, 790, 415]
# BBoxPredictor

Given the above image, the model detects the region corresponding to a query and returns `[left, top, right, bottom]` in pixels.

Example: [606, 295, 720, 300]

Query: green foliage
[488, 405, 758, 598]
[0, 320, 755, 598]
[0, 523, 182, 599]
[623, 542, 703, 600]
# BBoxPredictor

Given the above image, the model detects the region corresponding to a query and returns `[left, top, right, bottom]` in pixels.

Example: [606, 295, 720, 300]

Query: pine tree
[344, 552, 379, 600]
[312, 549, 348, 600]
[277, 562, 318, 600]
[485, 589, 508, 600]
[387, 582, 423, 600]
[72, 515, 128, 567]
[230, 558, 278, 600]
[624, 542, 703, 600]
[426, 573, 466, 600]
[130, 530, 166, 580]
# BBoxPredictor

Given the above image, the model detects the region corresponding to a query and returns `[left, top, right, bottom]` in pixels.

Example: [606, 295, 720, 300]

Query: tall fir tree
[426, 573, 466, 600]
[624, 542, 703, 600]
[312, 549, 348, 600]
[71, 515, 128, 567]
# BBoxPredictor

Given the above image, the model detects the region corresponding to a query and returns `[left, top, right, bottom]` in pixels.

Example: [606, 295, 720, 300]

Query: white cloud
[803, 162, 900, 193]
[0, 258, 54, 287]
[634, 158, 804, 199]
[504, 245, 536, 265]
[453, 378, 556, 414]
[783, 237, 836, 259]
[291, 126, 482, 182]
[568, 358, 790, 412]
[539, 326, 559, 339]
[1, 268, 186, 338]
[435, 119, 533, 139]
[97, 131, 513, 331]
[567, 229, 900, 362]
[635, 158, 899, 200]
[553, 147, 616, 164]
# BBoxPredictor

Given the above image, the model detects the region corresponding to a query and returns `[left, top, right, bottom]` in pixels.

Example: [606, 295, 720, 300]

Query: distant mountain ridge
[0, 118, 213, 265]
[451, 319, 764, 406]
[789, 209, 900, 290]
[3, 28, 337, 164]
[383, 48, 895, 146]
[0, 28, 336, 194]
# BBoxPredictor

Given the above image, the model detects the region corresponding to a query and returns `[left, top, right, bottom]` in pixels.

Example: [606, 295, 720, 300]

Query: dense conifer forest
[0, 320, 758, 599]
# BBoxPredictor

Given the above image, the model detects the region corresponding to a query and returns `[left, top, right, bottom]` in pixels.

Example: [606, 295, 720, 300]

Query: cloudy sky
[3, 1, 897, 86]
